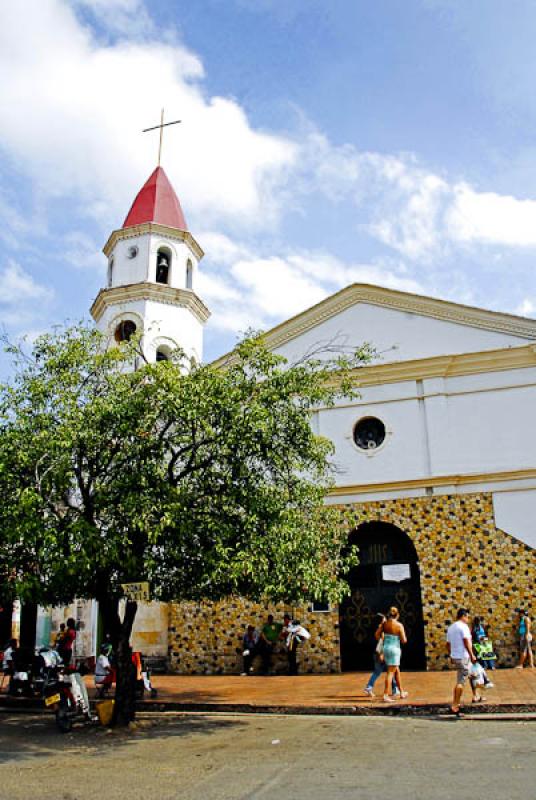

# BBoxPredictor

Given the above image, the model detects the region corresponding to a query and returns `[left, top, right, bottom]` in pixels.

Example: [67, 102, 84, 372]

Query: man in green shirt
[259, 614, 282, 674]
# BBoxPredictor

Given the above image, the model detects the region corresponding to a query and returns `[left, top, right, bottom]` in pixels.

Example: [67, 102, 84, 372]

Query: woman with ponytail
[380, 606, 409, 702]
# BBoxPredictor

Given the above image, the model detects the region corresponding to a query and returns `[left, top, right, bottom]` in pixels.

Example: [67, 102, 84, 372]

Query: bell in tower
[156, 250, 170, 285]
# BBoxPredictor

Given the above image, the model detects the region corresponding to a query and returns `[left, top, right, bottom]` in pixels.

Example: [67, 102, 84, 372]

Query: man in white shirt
[446, 608, 479, 714]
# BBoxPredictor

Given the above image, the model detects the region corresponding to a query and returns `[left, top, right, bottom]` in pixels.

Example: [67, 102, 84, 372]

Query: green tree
[0, 324, 371, 724]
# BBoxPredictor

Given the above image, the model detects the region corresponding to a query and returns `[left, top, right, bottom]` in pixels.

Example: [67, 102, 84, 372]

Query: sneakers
[363, 686, 375, 697]
[484, 682, 494, 689]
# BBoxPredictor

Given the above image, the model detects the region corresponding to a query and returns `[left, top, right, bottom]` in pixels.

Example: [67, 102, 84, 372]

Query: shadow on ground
[0, 712, 245, 764]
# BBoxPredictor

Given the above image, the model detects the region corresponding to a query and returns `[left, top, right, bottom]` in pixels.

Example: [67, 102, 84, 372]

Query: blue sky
[2, 0, 536, 366]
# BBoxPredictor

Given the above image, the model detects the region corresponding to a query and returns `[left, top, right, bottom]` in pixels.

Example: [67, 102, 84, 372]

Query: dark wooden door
[339, 523, 426, 671]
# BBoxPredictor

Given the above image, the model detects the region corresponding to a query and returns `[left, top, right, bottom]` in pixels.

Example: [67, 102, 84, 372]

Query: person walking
[446, 608, 481, 714]
[281, 614, 310, 676]
[363, 614, 398, 698]
[379, 607, 408, 703]
[516, 609, 534, 669]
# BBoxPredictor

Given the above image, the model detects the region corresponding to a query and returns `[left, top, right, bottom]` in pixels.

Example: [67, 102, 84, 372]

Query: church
[35, 165, 536, 674]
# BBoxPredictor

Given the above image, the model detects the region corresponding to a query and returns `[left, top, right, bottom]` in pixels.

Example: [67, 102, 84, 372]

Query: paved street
[0, 711, 534, 800]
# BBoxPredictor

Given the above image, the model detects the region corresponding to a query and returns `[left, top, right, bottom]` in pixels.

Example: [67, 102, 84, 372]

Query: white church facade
[38, 167, 536, 673]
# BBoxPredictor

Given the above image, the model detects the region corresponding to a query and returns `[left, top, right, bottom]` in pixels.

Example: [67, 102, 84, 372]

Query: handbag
[375, 638, 384, 661]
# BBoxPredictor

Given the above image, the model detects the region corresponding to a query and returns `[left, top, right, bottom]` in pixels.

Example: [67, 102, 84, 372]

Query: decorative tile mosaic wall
[360, 492, 536, 669]
[168, 492, 535, 672]
[168, 599, 340, 674]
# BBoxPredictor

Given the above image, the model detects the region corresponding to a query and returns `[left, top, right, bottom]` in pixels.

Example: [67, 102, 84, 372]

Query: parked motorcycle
[32, 647, 62, 697]
[43, 661, 93, 733]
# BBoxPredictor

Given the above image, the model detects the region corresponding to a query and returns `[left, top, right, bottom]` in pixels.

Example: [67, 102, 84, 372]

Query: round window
[353, 417, 386, 450]
[114, 320, 137, 343]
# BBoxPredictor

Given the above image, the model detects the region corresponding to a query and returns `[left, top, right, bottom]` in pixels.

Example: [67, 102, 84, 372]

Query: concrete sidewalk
[2, 668, 535, 716]
[137, 667, 536, 715]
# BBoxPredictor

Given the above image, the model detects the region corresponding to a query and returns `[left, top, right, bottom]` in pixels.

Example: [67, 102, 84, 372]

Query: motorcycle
[33, 647, 62, 697]
[43, 660, 93, 733]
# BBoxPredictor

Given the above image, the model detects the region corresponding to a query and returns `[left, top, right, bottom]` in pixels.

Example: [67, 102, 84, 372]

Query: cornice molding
[90, 283, 211, 325]
[345, 343, 536, 387]
[213, 284, 536, 368]
[103, 223, 204, 261]
[328, 468, 536, 497]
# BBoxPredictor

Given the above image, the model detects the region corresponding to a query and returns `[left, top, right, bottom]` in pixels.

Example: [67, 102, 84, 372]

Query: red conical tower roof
[122, 166, 187, 230]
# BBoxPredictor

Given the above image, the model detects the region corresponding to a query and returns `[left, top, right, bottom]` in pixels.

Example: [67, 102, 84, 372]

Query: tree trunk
[19, 602, 38, 651]
[98, 597, 138, 726]
[113, 600, 138, 726]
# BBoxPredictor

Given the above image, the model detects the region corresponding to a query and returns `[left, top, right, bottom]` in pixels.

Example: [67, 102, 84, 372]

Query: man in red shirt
[60, 618, 77, 666]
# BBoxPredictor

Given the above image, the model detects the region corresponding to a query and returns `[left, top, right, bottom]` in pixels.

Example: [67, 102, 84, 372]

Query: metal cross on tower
[142, 109, 182, 167]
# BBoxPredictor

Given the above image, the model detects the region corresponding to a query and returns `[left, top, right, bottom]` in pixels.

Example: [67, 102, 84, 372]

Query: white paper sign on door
[382, 564, 411, 582]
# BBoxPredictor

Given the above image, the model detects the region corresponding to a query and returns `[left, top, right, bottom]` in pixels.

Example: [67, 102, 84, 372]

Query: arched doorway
[339, 522, 426, 671]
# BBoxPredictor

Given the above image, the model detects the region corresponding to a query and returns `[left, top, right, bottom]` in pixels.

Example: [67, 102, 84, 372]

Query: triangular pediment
[213, 283, 536, 366]
[267, 284, 536, 346]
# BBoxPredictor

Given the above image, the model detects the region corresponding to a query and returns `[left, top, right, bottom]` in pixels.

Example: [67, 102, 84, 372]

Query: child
[474, 636, 497, 671]
[469, 661, 487, 702]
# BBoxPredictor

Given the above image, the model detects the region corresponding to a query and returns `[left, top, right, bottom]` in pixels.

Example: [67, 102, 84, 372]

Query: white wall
[275, 302, 531, 366]
[315, 365, 536, 493]
[97, 297, 203, 364]
[143, 298, 203, 363]
[493, 490, 536, 549]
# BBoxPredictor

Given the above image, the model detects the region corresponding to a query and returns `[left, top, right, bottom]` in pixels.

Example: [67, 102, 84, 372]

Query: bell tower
[90, 166, 210, 364]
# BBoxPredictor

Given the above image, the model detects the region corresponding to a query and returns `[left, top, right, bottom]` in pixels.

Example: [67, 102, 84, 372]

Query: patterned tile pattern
[168, 492, 535, 672]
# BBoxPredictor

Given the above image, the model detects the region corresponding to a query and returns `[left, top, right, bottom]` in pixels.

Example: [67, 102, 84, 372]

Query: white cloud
[0, 261, 54, 329]
[3, 0, 536, 270]
[447, 184, 536, 247]
[63, 231, 102, 271]
[0, 262, 53, 306]
[516, 298, 536, 317]
[0, 0, 296, 233]
[197, 232, 254, 266]
[231, 257, 327, 318]
[293, 127, 536, 260]
[3, 0, 536, 355]
[360, 155, 536, 258]
[72, 0, 155, 37]
[198, 233, 426, 334]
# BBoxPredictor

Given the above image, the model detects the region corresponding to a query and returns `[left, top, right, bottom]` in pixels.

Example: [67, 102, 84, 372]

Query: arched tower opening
[186, 259, 193, 290]
[156, 247, 171, 285]
[114, 319, 137, 343]
[156, 345, 171, 362]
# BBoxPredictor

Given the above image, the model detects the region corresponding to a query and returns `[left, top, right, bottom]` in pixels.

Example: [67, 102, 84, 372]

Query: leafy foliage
[0, 324, 372, 612]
